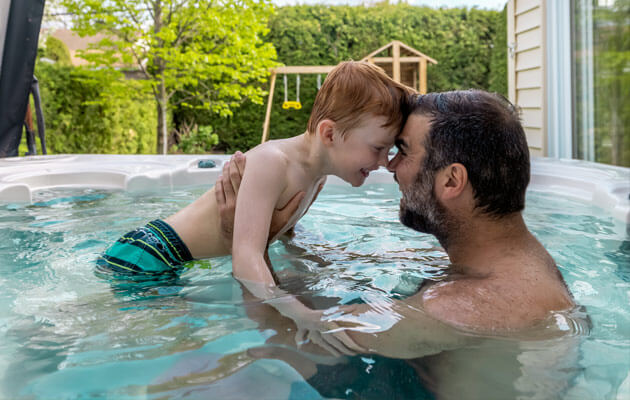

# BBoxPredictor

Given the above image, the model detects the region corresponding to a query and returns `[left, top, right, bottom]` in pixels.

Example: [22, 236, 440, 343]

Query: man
[378, 89, 576, 334]
[215, 89, 585, 397]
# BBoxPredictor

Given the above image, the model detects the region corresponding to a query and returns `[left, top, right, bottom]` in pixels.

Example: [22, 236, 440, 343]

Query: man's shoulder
[418, 278, 551, 332]
[419, 280, 492, 326]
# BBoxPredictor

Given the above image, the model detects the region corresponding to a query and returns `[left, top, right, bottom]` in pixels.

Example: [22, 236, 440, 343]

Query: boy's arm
[219, 152, 360, 356]
[240, 282, 363, 356]
[231, 149, 288, 285]
[215, 152, 305, 252]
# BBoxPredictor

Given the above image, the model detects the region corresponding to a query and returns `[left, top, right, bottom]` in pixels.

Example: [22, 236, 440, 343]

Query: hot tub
[0, 154, 628, 399]
[0, 154, 627, 223]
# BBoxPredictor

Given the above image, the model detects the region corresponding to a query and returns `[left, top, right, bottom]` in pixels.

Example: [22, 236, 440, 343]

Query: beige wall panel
[516, 7, 542, 33]
[516, 28, 542, 52]
[524, 127, 543, 149]
[515, 0, 540, 15]
[511, 0, 546, 157]
[520, 108, 543, 128]
[515, 47, 542, 70]
[517, 87, 543, 108]
[516, 68, 542, 88]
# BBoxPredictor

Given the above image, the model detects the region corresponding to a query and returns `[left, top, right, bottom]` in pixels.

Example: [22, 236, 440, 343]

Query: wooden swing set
[261, 41, 437, 143]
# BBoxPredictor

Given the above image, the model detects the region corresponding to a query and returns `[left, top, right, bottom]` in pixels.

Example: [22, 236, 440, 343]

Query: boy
[98, 61, 413, 286]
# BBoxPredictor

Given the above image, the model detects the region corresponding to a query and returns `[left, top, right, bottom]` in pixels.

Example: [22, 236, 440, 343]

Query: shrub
[488, 5, 508, 96]
[33, 62, 156, 154]
[171, 124, 219, 154]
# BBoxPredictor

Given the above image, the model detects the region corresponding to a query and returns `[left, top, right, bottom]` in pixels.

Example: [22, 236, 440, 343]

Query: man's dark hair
[411, 89, 530, 216]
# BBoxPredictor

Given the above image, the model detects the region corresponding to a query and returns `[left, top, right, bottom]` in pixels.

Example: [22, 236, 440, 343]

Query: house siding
[508, 0, 546, 157]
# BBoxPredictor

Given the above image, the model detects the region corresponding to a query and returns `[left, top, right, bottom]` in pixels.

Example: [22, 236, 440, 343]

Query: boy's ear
[435, 163, 468, 201]
[317, 119, 336, 146]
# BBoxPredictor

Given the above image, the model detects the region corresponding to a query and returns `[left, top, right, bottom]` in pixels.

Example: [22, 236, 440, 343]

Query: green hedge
[31, 4, 507, 155]
[488, 5, 508, 95]
[175, 4, 507, 152]
[32, 62, 156, 154]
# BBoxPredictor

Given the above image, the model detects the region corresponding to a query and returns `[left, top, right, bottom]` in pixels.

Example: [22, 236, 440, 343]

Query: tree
[61, 0, 277, 153]
[43, 35, 72, 66]
[593, 0, 629, 166]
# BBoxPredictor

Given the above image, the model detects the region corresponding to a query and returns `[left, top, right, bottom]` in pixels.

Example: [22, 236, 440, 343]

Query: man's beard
[399, 167, 452, 248]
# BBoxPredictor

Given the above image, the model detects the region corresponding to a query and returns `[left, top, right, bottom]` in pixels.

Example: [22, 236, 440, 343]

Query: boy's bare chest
[278, 167, 324, 208]
[272, 173, 326, 239]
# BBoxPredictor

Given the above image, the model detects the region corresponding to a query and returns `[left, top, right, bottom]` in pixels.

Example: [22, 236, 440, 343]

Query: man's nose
[387, 154, 399, 172]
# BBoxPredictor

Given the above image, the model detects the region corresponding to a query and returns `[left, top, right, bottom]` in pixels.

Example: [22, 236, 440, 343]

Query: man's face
[387, 114, 430, 195]
[387, 114, 451, 245]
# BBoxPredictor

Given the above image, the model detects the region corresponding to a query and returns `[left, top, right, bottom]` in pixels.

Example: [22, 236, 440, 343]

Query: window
[572, 0, 629, 167]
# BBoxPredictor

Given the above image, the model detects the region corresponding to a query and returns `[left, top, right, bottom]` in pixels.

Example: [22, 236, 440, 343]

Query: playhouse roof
[361, 40, 438, 64]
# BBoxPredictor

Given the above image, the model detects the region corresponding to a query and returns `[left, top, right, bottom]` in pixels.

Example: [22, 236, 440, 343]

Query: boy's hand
[215, 152, 305, 252]
[293, 309, 365, 357]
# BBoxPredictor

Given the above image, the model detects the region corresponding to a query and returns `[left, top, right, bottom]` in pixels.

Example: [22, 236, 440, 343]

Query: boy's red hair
[307, 61, 415, 136]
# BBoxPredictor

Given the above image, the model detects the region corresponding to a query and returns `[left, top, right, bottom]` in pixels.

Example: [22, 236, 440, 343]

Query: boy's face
[331, 114, 397, 187]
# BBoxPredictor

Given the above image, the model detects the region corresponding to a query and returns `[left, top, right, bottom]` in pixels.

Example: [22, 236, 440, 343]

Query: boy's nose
[377, 151, 389, 168]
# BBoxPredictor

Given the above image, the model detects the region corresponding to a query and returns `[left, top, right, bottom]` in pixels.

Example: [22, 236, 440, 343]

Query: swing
[282, 74, 302, 110]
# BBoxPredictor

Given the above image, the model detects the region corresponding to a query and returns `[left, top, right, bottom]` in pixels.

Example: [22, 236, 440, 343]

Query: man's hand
[215, 151, 306, 252]
[215, 151, 246, 252]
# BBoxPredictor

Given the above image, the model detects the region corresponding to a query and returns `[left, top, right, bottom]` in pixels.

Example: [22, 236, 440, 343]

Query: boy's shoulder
[243, 141, 294, 184]
[247, 140, 291, 166]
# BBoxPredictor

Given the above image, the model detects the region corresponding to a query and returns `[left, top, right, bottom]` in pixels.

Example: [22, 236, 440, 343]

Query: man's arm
[330, 294, 471, 359]
[226, 151, 317, 341]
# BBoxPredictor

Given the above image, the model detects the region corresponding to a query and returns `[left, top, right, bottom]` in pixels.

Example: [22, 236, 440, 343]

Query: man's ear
[435, 163, 468, 200]
[317, 119, 336, 146]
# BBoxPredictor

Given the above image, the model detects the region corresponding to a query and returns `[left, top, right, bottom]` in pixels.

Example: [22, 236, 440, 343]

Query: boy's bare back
[164, 137, 324, 259]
